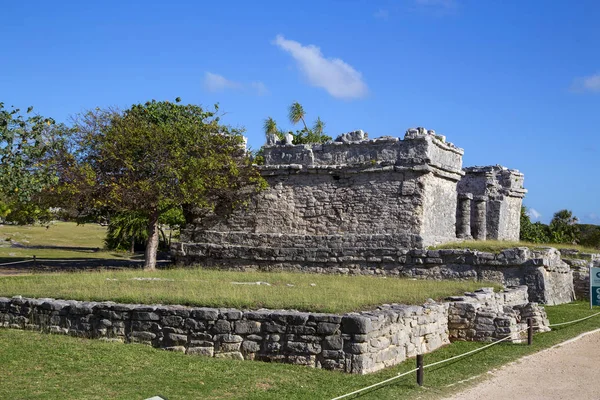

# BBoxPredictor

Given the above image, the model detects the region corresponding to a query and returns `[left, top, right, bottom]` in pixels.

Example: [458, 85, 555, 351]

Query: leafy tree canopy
[0, 103, 57, 213]
[58, 99, 265, 269]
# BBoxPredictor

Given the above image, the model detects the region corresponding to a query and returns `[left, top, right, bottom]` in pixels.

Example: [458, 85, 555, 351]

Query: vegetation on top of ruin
[432, 207, 600, 254]
[430, 240, 599, 255]
[0, 269, 500, 313]
[0, 302, 597, 400]
[263, 101, 332, 145]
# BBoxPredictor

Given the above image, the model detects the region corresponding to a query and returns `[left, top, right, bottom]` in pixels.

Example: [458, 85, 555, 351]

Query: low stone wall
[564, 256, 600, 300]
[448, 286, 549, 342]
[0, 287, 548, 374]
[174, 241, 574, 305]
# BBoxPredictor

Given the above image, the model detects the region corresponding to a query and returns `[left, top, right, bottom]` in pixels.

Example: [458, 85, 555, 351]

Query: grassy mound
[0, 268, 500, 313]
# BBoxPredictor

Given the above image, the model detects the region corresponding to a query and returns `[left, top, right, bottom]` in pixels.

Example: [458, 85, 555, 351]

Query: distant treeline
[520, 207, 600, 249]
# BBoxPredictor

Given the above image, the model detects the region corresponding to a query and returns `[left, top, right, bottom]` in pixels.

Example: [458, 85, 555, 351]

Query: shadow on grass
[0, 254, 172, 274]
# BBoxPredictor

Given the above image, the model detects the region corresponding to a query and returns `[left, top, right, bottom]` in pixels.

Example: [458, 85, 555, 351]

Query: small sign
[590, 267, 600, 307]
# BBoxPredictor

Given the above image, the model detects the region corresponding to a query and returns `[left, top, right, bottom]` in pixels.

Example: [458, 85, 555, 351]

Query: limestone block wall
[186, 129, 465, 246]
[563, 253, 600, 300]
[173, 244, 574, 305]
[420, 173, 459, 246]
[457, 166, 526, 241]
[448, 287, 549, 342]
[0, 287, 547, 374]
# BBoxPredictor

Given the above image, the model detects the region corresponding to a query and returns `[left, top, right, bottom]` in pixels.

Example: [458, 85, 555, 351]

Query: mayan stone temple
[173, 128, 527, 271]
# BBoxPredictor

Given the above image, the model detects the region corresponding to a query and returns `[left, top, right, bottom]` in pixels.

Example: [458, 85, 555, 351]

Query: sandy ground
[443, 329, 600, 400]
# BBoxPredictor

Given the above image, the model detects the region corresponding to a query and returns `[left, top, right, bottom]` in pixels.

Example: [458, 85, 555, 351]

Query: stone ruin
[174, 127, 526, 268]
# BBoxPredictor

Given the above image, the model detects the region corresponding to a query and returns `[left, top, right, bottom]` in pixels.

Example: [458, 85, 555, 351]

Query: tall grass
[0, 268, 501, 313]
[431, 240, 599, 254]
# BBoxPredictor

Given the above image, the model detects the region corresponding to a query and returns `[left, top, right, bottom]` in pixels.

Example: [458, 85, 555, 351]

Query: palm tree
[288, 102, 309, 132]
[263, 117, 279, 137]
[313, 117, 325, 136]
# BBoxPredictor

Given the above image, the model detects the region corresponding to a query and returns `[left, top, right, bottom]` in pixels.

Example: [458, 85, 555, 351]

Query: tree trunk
[300, 116, 309, 133]
[130, 236, 135, 254]
[144, 208, 160, 270]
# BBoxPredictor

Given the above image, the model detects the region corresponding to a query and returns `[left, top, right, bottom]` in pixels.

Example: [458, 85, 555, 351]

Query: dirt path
[443, 329, 600, 400]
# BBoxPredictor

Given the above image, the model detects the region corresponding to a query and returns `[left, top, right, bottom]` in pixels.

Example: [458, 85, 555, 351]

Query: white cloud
[571, 72, 600, 93]
[250, 81, 269, 96]
[527, 208, 542, 221]
[203, 72, 241, 92]
[374, 8, 389, 19]
[203, 72, 268, 96]
[273, 35, 368, 100]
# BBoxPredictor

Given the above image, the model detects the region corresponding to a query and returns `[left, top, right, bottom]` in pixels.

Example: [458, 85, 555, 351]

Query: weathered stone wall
[563, 253, 600, 300]
[173, 244, 574, 305]
[448, 286, 549, 342]
[457, 166, 526, 241]
[420, 173, 459, 246]
[177, 128, 527, 275]
[0, 296, 448, 375]
[0, 287, 547, 374]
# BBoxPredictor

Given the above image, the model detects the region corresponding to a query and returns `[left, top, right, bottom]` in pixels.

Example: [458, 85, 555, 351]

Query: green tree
[288, 101, 309, 132]
[519, 206, 550, 243]
[263, 117, 284, 141]
[549, 209, 579, 244]
[579, 224, 600, 249]
[0, 103, 57, 219]
[65, 99, 265, 270]
[105, 206, 185, 253]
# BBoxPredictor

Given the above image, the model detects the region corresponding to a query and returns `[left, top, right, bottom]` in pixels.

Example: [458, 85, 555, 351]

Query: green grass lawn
[0, 268, 500, 313]
[431, 239, 599, 254]
[0, 221, 129, 260]
[0, 301, 598, 400]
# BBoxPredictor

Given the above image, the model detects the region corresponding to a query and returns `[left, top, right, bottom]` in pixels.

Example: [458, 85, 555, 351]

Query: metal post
[590, 263, 593, 310]
[527, 318, 533, 345]
[416, 354, 424, 386]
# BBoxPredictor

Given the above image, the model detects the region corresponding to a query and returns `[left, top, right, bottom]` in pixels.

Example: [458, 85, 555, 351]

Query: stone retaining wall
[0, 287, 548, 374]
[564, 255, 600, 300]
[448, 286, 549, 342]
[173, 242, 574, 305]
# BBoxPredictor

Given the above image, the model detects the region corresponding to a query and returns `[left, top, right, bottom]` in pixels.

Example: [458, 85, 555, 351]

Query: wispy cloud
[584, 213, 600, 223]
[527, 208, 542, 221]
[571, 72, 600, 93]
[250, 81, 269, 96]
[273, 35, 368, 100]
[203, 72, 268, 95]
[374, 8, 389, 19]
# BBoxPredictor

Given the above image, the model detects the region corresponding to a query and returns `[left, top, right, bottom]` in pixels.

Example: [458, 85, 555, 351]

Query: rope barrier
[0, 259, 33, 267]
[329, 328, 528, 400]
[330, 307, 600, 400]
[423, 328, 528, 369]
[330, 368, 419, 400]
[548, 310, 600, 327]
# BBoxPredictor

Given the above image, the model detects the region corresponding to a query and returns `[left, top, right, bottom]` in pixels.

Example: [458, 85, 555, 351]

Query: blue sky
[2, 0, 599, 224]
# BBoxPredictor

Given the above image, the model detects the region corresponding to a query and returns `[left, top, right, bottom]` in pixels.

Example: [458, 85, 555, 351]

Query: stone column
[456, 193, 473, 238]
[472, 195, 488, 240]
